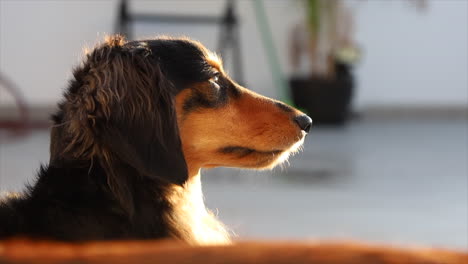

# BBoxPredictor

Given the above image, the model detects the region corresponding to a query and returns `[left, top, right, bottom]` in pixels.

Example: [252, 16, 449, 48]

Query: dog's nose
[294, 115, 312, 133]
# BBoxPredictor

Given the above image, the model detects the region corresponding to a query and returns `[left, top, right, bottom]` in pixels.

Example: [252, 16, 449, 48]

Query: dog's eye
[210, 73, 221, 89]
[212, 73, 220, 82]
[210, 79, 220, 90]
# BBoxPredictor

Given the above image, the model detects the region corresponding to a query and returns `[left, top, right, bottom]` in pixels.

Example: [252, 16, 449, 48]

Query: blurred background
[0, 0, 466, 249]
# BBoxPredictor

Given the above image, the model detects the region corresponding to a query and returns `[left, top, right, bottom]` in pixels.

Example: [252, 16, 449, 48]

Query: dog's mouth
[220, 131, 307, 156]
[215, 133, 306, 169]
[219, 146, 283, 157]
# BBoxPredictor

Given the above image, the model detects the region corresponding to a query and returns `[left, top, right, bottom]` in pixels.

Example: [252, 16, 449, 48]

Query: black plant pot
[289, 63, 354, 125]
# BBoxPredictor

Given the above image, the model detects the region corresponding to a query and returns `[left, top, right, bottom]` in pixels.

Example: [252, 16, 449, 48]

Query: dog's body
[0, 36, 311, 244]
[0, 162, 227, 244]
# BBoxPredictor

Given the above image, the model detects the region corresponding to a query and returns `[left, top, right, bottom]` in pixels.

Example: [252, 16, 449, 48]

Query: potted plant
[288, 0, 427, 125]
[289, 0, 360, 125]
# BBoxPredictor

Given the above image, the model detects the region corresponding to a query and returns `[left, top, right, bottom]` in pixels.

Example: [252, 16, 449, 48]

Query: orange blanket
[0, 239, 466, 264]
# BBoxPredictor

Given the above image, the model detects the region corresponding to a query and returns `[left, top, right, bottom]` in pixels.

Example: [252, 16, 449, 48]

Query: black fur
[182, 76, 240, 114]
[275, 101, 295, 113]
[0, 37, 219, 241]
[219, 146, 282, 158]
[0, 163, 171, 240]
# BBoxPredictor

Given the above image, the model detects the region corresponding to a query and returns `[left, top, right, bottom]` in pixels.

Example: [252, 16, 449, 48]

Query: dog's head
[51, 35, 311, 188]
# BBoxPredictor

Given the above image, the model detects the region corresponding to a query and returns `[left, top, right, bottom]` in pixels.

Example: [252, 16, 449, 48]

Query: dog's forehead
[133, 38, 221, 83]
[141, 38, 215, 62]
[182, 39, 223, 71]
[147, 39, 220, 69]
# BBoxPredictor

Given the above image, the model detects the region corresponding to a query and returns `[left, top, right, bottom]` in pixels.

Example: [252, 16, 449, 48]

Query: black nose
[294, 115, 312, 132]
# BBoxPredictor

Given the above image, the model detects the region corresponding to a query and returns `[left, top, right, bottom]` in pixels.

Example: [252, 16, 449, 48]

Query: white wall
[1, 0, 467, 110]
[0, 0, 118, 106]
[354, 0, 468, 107]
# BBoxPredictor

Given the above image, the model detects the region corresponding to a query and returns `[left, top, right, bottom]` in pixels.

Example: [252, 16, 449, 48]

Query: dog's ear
[101, 97, 188, 186]
[83, 36, 188, 186]
[101, 101, 188, 186]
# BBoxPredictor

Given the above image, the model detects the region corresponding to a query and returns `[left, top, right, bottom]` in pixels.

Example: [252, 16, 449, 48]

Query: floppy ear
[88, 37, 188, 186]
[101, 98, 188, 186]
[101, 95, 188, 186]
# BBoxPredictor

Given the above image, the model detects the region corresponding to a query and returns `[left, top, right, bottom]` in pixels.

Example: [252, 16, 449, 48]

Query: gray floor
[1, 118, 467, 249]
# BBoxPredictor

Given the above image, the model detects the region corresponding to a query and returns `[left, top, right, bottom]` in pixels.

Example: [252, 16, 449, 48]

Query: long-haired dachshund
[0, 35, 312, 244]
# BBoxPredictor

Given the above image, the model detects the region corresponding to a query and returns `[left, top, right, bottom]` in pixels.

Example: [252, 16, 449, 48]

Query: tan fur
[164, 173, 231, 245]
[176, 82, 305, 172]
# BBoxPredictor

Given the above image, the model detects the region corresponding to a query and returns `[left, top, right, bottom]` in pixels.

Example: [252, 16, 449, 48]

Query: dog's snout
[294, 115, 312, 133]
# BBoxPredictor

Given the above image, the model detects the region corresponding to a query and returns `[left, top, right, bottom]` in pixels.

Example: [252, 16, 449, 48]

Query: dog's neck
[166, 169, 231, 245]
[47, 152, 231, 244]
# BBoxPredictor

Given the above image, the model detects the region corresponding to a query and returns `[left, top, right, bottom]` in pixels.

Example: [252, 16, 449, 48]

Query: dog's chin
[256, 135, 306, 170]
[231, 134, 306, 170]
[209, 133, 306, 170]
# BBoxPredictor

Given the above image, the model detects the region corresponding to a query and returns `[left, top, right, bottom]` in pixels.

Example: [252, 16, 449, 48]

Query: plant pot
[289, 63, 354, 125]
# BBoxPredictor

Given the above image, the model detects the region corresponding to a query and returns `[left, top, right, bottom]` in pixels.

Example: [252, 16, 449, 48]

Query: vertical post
[252, 0, 289, 102]
[217, 0, 244, 86]
[115, 0, 132, 39]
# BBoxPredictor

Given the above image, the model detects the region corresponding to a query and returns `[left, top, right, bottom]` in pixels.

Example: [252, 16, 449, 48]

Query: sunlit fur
[0, 35, 310, 245]
[166, 176, 231, 244]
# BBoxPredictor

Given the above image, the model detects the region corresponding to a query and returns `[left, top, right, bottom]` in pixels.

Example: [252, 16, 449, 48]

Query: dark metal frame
[115, 0, 244, 84]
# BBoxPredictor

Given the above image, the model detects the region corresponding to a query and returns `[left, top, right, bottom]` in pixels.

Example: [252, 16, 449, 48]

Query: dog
[0, 35, 312, 245]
